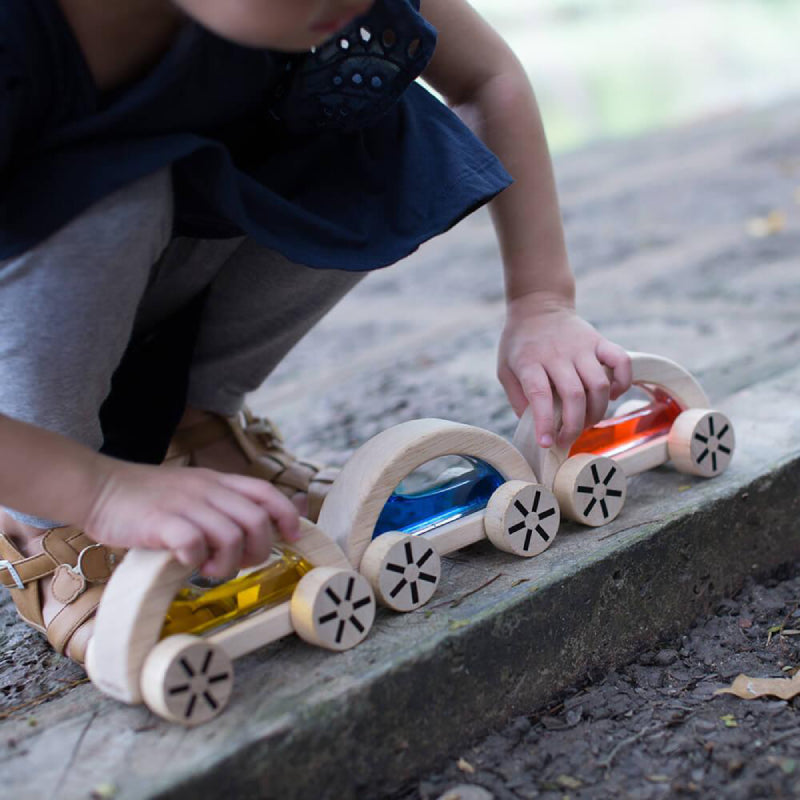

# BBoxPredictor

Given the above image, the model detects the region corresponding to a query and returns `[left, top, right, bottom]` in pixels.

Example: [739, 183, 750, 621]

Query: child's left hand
[497, 291, 632, 450]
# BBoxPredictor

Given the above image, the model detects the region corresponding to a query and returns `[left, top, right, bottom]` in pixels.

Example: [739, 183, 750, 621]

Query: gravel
[390, 563, 800, 800]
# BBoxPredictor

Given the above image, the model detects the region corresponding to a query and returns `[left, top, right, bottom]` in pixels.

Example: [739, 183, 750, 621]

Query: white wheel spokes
[383, 538, 439, 608]
[575, 459, 626, 523]
[315, 572, 374, 648]
[165, 645, 232, 723]
[692, 413, 733, 474]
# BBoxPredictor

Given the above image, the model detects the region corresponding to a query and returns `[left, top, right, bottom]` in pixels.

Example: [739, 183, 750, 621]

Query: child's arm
[420, 0, 632, 448]
[0, 413, 300, 577]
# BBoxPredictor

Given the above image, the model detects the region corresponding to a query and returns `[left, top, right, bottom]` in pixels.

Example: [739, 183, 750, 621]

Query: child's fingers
[547, 364, 586, 448]
[156, 516, 210, 569]
[596, 341, 632, 400]
[517, 363, 555, 447]
[576, 355, 611, 428]
[205, 486, 275, 567]
[497, 363, 530, 418]
[216, 472, 301, 541]
[180, 504, 246, 578]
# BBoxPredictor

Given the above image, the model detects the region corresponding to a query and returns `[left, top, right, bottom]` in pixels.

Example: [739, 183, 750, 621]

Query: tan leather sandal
[0, 526, 118, 664]
[164, 408, 338, 522]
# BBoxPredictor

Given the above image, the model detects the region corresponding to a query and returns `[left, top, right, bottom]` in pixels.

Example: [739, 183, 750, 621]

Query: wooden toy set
[86, 352, 735, 724]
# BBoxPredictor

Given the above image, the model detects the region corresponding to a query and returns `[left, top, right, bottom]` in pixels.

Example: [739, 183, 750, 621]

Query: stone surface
[3, 100, 800, 800]
[394, 565, 800, 800]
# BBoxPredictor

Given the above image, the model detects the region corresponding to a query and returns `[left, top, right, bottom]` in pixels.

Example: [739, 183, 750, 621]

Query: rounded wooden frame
[89, 520, 351, 704]
[316, 418, 538, 567]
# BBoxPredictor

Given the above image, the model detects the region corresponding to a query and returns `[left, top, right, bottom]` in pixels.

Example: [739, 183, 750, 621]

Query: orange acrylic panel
[569, 388, 682, 459]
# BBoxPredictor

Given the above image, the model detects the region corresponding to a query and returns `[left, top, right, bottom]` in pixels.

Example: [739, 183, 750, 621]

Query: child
[0, 0, 632, 663]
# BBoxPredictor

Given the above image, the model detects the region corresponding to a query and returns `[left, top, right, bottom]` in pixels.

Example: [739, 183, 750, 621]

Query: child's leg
[0, 168, 175, 538]
[0, 169, 178, 660]
[133, 239, 364, 417]
[138, 239, 364, 516]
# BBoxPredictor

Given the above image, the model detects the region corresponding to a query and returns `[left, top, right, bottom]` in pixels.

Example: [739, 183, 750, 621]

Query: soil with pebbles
[390, 563, 800, 800]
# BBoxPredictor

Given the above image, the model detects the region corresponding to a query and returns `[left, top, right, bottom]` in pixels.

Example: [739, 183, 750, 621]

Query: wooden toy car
[317, 419, 562, 612]
[513, 352, 735, 526]
[86, 521, 376, 726]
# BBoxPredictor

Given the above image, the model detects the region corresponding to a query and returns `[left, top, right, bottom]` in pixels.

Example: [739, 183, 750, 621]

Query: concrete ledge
[4, 361, 800, 800]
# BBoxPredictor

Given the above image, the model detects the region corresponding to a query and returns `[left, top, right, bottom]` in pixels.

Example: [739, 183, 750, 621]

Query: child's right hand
[84, 461, 301, 578]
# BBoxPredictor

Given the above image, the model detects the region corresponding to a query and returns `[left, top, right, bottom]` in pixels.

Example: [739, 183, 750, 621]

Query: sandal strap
[0, 527, 117, 663]
[165, 408, 339, 521]
[307, 466, 340, 522]
[46, 582, 105, 658]
[165, 415, 231, 459]
[0, 528, 113, 589]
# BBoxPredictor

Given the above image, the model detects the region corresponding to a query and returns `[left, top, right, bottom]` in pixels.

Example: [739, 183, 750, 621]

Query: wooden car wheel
[668, 409, 735, 477]
[484, 480, 560, 557]
[554, 454, 627, 527]
[360, 532, 441, 611]
[140, 634, 234, 726]
[290, 567, 376, 651]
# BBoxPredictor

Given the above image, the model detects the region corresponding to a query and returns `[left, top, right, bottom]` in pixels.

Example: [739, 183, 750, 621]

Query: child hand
[84, 461, 301, 578]
[497, 292, 632, 449]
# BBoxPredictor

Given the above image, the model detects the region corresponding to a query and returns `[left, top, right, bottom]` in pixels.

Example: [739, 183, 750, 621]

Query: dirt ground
[390, 562, 800, 800]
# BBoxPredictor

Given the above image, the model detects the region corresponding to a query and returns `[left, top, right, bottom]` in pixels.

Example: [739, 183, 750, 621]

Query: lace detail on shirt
[267, 0, 436, 134]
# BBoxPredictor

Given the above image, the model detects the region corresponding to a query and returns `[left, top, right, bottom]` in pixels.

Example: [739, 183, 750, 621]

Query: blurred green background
[470, 0, 800, 153]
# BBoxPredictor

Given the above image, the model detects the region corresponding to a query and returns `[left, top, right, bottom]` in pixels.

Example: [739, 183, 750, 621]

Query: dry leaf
[457, 757, 475, 775]
[746, 210, 786, 238]
[767, 625, 783, 645]
[715, 671, 800, 701]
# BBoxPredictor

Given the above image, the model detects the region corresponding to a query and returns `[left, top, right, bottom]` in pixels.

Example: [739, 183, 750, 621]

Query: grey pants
[0, 169, 363, 525]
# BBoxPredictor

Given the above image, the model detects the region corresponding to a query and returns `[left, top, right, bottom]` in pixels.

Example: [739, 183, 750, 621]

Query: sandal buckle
[0, 559, 25, 590]
[74, 543, 108, 582]
[241, 411, 285, 445]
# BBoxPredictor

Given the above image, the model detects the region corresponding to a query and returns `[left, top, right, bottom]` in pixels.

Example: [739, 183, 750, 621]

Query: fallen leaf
[715, 671, 800, 701]
[556, 775, 582, 789]
[746, 210, 786, 238]
[457, 757, 475, 775]
[767, 625, 783, 645]
[738, 618, 753, 629]
[720, 714, 738, 727]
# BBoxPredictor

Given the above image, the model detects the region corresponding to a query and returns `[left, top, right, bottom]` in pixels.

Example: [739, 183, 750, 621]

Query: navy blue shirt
[0, 0, 512, 270]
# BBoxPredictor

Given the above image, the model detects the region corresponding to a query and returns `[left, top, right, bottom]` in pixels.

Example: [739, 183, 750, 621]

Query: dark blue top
[0, 0, 512, 270]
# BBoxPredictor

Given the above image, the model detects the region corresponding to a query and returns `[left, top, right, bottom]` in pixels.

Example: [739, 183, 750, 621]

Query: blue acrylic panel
[372, 457, 505, 539]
